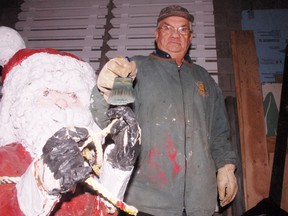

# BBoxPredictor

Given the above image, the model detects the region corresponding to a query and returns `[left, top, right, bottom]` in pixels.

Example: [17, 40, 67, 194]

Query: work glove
[38, 127, 93, 196]
[97, 56, 137, 101]
[217, 163, 238, 207]
[106, 106, 141, 171]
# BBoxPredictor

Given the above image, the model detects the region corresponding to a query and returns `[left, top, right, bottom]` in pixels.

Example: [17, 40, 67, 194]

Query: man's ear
[155, 30, 159, 41]
[189, 33, 193, 43]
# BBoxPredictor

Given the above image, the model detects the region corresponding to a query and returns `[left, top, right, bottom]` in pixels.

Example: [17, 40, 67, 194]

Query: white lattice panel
[15, 0, 109, 70]
[14, 0, 218, 81]
[107, 0, 218, 80]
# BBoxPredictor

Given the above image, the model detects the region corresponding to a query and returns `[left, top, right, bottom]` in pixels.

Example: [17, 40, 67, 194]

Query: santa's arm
[16, 108, 141, 216]
[16, 161, 60, 216]
[16, 127, 94, 216]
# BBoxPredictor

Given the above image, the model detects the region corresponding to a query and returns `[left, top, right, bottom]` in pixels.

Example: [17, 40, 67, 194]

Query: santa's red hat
[1, 48, 82, 84]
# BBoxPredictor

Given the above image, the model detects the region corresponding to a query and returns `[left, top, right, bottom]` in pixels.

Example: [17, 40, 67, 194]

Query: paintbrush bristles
[107, 77, 135, 105]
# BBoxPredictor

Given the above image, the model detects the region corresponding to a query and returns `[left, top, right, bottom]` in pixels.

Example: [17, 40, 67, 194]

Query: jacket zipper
[178, 65, 187, 213]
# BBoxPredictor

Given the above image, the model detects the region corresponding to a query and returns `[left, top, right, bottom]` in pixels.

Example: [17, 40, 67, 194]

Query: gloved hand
[217, 163, 238, 207]
[97, 56, 137, 101]
[106, 106, 141, 171]
[39, 127, 93, 196]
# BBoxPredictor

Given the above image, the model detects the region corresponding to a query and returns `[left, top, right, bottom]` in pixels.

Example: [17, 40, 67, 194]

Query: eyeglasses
[157, 24, 191, 35]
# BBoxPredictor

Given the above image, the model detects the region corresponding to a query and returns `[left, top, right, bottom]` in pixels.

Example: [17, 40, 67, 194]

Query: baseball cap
[157, 5, 194, 24]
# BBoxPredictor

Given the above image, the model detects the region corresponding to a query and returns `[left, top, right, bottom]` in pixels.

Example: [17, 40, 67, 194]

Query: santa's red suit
[0, 143, 116, 216]
[0, 143, 31, 216]
[0, 44, 139, 216]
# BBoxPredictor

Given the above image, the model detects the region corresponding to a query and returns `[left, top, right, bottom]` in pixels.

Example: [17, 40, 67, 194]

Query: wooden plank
[106, 49, 217, 58]
[110, 15, 214, 26]
[112, 12, 214, 22]
[19, 29, 105, 39]
[65, 50, 102, 58]
[230, 30, 270, 210]
[113, 0, 213, 8]
[109, 28, 215, 38]
[114, 0, 212, 4]
[21, 0, 108, 10]
[107, 42, 217, 52]
[18, 8, 108, 20]
[112, 4, 213, 14]
[107, 37, 216, 47]
[25, 39, 103, 49]
[108, 26, 215, 35]
[15, 19, 106, 30]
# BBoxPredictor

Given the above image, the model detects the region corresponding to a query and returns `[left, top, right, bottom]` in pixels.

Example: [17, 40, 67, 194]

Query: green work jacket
[90, 54, 237, 216]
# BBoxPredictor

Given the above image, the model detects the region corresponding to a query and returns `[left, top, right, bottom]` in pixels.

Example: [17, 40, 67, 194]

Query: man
[0, 26, 140, 216]
[91, 5, 238, 216]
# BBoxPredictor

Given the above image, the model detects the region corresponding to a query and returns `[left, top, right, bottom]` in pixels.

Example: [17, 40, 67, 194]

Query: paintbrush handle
[85, 176, 138, 215]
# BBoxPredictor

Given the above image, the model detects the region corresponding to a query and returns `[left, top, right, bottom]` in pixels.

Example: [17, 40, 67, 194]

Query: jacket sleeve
[209, 83, 237, 170]
[90, 85, 111, 129]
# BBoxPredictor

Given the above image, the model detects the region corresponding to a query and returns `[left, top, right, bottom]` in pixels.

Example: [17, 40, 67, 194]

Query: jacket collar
[152, 47, 192, 63]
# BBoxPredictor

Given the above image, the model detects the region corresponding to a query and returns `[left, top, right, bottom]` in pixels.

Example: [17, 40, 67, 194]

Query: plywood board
[230, 30, 270, 210]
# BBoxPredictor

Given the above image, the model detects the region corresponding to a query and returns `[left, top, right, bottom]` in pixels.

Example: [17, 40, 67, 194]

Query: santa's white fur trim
[0, 26, 26, 67]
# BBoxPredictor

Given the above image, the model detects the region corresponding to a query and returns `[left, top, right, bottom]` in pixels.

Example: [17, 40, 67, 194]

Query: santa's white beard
[0, 51, 100, 158]
[10, 100, 95, 158]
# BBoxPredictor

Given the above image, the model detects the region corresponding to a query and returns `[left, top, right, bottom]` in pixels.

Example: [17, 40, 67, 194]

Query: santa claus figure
[0, 26, 140, 216]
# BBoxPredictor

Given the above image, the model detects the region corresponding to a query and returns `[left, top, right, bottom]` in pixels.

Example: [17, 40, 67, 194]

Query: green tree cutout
[263, 92, 279, 136]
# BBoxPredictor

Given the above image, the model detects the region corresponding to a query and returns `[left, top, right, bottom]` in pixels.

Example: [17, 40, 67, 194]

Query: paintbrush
[107, 57, 135, 105]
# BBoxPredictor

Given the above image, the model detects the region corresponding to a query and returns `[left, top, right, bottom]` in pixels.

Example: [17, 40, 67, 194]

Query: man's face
[155, 16, 192, 60]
